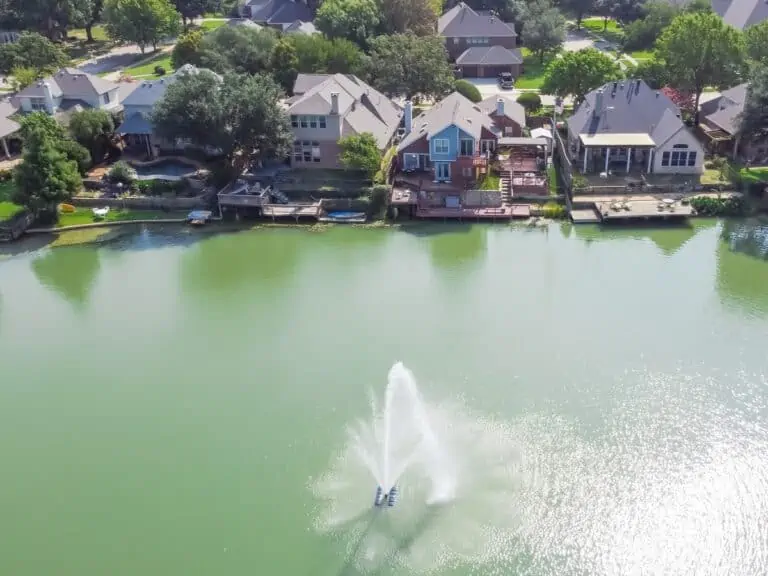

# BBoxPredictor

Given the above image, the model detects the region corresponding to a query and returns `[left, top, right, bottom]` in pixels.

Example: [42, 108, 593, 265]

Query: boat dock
[571, 198, 693, 224]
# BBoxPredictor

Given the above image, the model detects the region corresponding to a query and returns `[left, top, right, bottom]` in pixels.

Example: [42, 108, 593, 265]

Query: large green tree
[630, 57, 669, 89]
[379, 0, 436, 36]
[13, 114, 82, 218]
[171, 29, 204, 68]
[103, 0, 181, 53]
[315, 0, 381, 47]
[69, 108, 115, 163]
[151, 71, 292, 177]
[738, 64, 768, 149]
[541, 47, 622, 104]
[9, 0, 94, 39]
[338, 133, 381, 179]
[519, 0, 565, 63]
[0, 32, 69, 75]
[656, 11, 745, 120]
[270, 38, 299, 94]
[173, 0, 209, 29]
[622, 0, 678, 52]
[745, 20, 768, 64]
[561, 0, 595, 30]
[287, 34, 368, 76]
[197, 25, 278, 74]
[367, 33, 454, 98]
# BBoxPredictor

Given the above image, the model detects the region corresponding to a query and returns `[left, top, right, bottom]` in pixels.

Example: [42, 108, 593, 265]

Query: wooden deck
[262, 203, 320, 219]
[596, 200, 693, 222]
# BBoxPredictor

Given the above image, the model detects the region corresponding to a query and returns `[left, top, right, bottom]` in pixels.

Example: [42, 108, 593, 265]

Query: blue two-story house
[397, 92, 500, 187]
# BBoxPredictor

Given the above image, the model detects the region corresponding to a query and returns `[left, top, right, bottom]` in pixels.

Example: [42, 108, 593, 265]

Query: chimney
[611, 81, 618, 96]
[635, 79, 641, 94]
[496, 97, 504, 117]
[404, 100, 413, 134]
[593, 88, 604, 117]
[41, 81, 54, 114]
[330, 92, 339, 115]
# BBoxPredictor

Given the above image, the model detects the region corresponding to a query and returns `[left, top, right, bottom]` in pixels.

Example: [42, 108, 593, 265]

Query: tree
[745, 20, 768, 64]
[171, 29, 204, 68]
[173, 0, 208, 29]
[69, 108, 115, 162]
[622, 0, 678, 52]
[367, 33, 455, 98]
[270, 39, 298, 93]
[10, 67, 42, 91]
[287, 34, 368, 76]
[561, 0, 595, 30]
[0, 32, 69, 75]
[315, 0, 381, 47]
[541, 48, 622, 103]
[10, 0, 95, 39]
[683, 0, 711, 14]
[380, 0, 436, 36]
[84, 0, 104, 42]
[656, 11, 746, 121]
[454, 79, 482, 102]
[519, 0, 565, 63]
[103, 0, 181, 53]
[601, 0, 645, 25]
[738, 64, 768, 149]
[152, 71, 292, 177]
[13, 115, 81, 218]
[18, 112, 66, 142]
[517, 91, 542, 112]
[58, 139, 92, 174]
[197, 25, 278, 74]
[660, 86, 694, 117]
[338, 133, 381, 179]
[631, 57, 669, 88]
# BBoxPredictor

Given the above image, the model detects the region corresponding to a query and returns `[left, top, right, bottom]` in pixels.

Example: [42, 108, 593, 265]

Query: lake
[1, 220, 768, 575]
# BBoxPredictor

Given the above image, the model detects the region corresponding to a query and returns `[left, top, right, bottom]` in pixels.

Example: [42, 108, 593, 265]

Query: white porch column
[626, 147, 632, 173]
[582, 147, 588, 173]
[604, 147, 611, 173]
[647, 149, 653, 173]
[1, 137, 9, 158]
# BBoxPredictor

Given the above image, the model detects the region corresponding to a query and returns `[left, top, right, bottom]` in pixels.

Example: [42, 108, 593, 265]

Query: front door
[436, 162, 450, 181]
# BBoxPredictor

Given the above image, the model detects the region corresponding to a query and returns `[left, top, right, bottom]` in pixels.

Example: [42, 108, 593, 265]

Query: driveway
[77, 44, 145, 75]
[466, 79, 573, 107]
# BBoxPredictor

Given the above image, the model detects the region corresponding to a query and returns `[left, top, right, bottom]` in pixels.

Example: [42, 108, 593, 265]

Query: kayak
[59, 203, 76, 213]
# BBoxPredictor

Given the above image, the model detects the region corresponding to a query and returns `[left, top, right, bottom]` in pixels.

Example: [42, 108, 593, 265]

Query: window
[453, 37, 459, 44]
[309, 115, 317, 128]
[462, 167, 473, 177]
[672, 143, 688, 149]
[293, 140, 321, 163]
[291, 115, 298, 127]
[30, 97, 46, 111]
[460, 139, 473, 156]
[293, 140, 302, 162]
[319, 116, 326, 128]
[300, 116, 308, 128]
[433, 139, 449, 154]
[670, 151, 681, 166]
[480, 139, 495, 153]
[312, 141, 321, 163]
[661, 151, 670, 167]
[687, 151, 697, 166]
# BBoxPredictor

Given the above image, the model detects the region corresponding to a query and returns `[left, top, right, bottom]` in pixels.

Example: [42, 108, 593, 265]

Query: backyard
[56, 207, 186, 227]
[516, 48, 557, 90]
[0, 180, 23, 222]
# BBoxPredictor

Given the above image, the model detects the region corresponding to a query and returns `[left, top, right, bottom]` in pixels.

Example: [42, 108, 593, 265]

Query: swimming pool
[130, 159, 199, 181]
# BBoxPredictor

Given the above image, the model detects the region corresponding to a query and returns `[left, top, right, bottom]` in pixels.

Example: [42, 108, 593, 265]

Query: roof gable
[478, 94, 526, 127]
[456, 45, 523, 65]
[438, 2, 516, 37]
[16, 68, 119, 101]
[719, 0, 768, 29]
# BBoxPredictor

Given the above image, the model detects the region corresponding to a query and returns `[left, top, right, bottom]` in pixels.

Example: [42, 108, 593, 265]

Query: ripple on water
[312, 370, 768, 575]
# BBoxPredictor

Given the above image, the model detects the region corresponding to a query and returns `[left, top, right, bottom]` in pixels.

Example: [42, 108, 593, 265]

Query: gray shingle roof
[438, 2, 516, 37]
[287, 74, 403, 149]
[714, 0, 768, 30]
[397, 91, 497, 152]
[267, 1, 312, 24]
[568, 79, 686, 146]
[285, 19, 317, 34]
[478, 94, 526, 127]
[0, 115, 20, 139]
[121, 65, 214, 107]
[16, 68, 118, 100]
[227, 18, 262, 28]
[705, 82, 747, 135]
[456, 45, 523, 66]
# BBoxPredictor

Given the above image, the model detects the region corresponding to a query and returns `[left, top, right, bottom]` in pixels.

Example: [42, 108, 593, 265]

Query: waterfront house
[117, 65, 215, 158]
[699, 83, 767, 161]
[438, 2, 522, 79]
[286, 73, 402, 169]
[14, 68, 126, 116]
[567, 79, 705, 176]
[478, 94, 526, 137]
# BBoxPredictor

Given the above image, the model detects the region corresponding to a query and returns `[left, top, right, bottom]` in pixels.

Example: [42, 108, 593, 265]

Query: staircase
[269, 187, 290, 204]
[500, 170, 513, 205]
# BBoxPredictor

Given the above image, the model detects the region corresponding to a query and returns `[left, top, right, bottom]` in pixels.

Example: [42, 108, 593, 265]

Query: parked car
[498, 72, 515, 89]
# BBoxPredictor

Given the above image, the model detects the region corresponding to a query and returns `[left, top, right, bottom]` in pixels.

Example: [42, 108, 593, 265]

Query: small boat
[186, 210, 213, 226]
[92, 207, 110, 218]
[59, 203, 76, 213]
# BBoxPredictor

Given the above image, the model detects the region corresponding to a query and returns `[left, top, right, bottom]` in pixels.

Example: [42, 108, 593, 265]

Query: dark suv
[498, 72, 515, 89]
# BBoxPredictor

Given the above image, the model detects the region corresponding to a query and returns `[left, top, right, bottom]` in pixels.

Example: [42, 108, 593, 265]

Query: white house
[567, 79, 705, 176]
[14, 68, 124, 116]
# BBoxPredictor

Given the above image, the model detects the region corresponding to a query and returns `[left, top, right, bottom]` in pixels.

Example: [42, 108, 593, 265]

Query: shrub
[154, 65, 167, 76]
[571, 173, 588, 191]
[58, 139, 92, 175]
[517, 92, 542, 113]
[367, 184, 390, 215]
[454, 79, 482, 103]
[690, 195, 745, 216]
[108, 160, 137, 184]
[541, 201, 566, 219]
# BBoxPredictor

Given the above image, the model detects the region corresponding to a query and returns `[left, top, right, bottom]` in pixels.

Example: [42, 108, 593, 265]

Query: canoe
[59, 203, 76, 213]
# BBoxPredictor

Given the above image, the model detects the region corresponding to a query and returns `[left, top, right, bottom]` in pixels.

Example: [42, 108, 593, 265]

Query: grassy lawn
[68, 26, 109, 42]
[516, 48, 555, 90]
[739, 166, 768, 184]
[0, 180, 23, 222]
[581, 17, 624, 45]
[547, 164, 559, 195]
[122, 53, 173, 78]
[477, 173, 500, 191]
[64, 27, 115, 63]
[628, 49, 653, 61]
[57, 208, 181, 227]
[199, 20, 227, 32]
[701, 167, 728, 185]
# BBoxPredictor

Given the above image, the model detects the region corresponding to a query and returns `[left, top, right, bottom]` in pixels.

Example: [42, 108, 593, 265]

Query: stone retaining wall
[72, 196, 206, 210]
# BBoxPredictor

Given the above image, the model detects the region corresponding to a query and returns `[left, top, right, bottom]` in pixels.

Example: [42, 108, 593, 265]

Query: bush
[517, 92, 542, 113]
[367, 184, 390, 215]
[108, 161, 137, 184]
[58, 139, 92, 175]
[690, 195, 745, 216]
[541, 201, 566, 219]
[455, 79, 482, 103]
[0, 170, 12, 182]
[154, 65, 167, 76]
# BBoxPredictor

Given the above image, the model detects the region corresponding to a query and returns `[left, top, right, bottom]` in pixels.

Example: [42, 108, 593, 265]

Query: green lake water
[1, 219, 768, 575]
